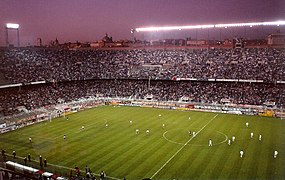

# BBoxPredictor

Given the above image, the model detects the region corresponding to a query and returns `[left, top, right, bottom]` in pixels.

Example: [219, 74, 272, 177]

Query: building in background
[268, 34, 285, 46]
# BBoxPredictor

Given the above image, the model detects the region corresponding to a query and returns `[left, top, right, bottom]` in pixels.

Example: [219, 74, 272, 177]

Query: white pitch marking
[162, 130, 228, 146]
[214, 131, 228, 145]
[150, 114, 218, 179]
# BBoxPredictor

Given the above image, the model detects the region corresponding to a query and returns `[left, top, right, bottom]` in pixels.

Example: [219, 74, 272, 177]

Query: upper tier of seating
[1, 47, 284, 84]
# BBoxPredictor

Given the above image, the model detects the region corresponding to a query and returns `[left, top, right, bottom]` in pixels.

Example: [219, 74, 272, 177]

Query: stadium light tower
[6, 23, 20, 47]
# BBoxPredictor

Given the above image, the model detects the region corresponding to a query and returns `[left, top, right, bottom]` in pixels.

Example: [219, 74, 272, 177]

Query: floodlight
[5, 23, 20, 47]
[135, 24, 215, 32]
[135, 20, 285, 32]
[6, 23, 19, 29]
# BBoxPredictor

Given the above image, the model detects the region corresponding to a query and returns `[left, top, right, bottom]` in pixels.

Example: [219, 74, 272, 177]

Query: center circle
[163, 129, 228, 146]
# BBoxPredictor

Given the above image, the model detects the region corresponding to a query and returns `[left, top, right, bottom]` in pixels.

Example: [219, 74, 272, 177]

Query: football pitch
[0, 106, 284, 180]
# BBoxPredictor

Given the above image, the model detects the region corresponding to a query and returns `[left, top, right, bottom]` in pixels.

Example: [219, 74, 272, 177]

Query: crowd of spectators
[0, 47, 284, 117]
[0, 79, 284, 116]
[0, 47, 284, 83]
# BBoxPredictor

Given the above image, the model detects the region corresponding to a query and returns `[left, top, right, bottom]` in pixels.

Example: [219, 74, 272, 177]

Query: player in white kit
[240, 150, 244, 158]
[274, 150, 278, 158]
[146, 129, 150, 135]
[209, 139, 213, 146]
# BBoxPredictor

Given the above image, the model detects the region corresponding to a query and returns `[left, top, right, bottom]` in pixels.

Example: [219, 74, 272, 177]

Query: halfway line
[150, 114, 218, 179]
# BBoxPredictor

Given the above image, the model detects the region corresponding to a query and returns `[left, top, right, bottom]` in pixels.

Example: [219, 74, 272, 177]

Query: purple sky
[1, 0, 284, 46]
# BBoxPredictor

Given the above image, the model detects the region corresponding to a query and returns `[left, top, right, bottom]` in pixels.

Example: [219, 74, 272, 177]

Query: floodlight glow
[135, 24, 215, 32]
[6, 23, 19, 29]
[135, 20, 285, 32]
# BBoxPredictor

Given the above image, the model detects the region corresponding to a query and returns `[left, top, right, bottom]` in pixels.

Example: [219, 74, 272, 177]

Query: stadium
[0, 1, 285, 180]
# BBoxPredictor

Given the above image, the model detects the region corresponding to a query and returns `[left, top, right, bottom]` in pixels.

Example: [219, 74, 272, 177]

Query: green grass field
[0, 106, 284, 180]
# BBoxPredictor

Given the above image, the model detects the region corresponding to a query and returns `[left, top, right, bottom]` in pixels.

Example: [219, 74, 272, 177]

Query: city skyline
[1, 0, 284, 46]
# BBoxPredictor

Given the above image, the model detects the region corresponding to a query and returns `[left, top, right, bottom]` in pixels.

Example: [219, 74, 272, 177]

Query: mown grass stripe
[150, 114, 218, 179]
[209, 115, 240, 179]
[1, 107, 284, 179]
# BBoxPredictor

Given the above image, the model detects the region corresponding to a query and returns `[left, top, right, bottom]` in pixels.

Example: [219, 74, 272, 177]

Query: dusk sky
[1, 0, 284, 46]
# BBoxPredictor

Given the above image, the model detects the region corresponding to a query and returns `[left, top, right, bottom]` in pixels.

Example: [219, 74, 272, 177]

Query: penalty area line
[150, 114, 218, 179]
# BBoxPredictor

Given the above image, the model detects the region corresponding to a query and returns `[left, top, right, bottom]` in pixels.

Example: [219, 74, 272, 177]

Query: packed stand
[0, 79, 284, 116]
[0, 48, 284, 84]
